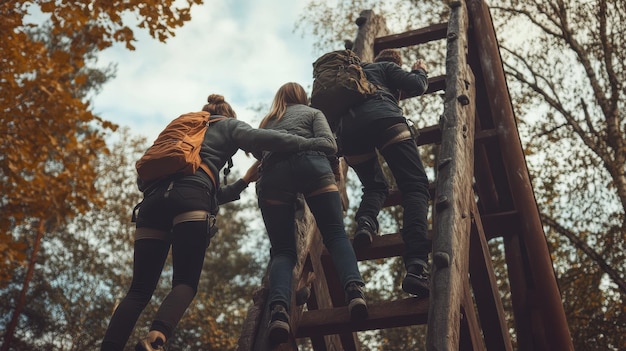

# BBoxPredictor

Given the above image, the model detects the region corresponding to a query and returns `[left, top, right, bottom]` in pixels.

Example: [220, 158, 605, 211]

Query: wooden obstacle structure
[237, 1, 574, 350]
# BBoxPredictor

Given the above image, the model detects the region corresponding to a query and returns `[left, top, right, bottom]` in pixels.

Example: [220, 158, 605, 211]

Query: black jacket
[341, 61, 428, 126]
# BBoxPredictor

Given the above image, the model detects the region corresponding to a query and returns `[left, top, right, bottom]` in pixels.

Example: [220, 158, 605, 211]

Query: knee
[397, 176, 429, 195]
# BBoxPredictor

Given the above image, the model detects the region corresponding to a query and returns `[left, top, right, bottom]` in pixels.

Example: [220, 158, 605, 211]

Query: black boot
[402, 259, 430, 297]
[268, 303, 290, 345]
[345, 282, 368, 320]
[353, 216, 378, 247]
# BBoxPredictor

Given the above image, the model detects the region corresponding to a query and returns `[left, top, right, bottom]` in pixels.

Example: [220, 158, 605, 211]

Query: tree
[299, 0, 625, 349]
[1, 1, 203, 348]
[490, 1, 625, 349]
[0, 128, 268, 350]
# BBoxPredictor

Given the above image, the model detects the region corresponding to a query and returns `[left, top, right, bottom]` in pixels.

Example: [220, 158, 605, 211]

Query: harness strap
[173, 210, 214, 226]
[378, 124, 412, 150]
[135, 227, 168, 241]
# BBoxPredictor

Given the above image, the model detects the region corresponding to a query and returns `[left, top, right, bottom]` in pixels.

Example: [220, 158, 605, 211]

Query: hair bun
[207, 94, 225, 104]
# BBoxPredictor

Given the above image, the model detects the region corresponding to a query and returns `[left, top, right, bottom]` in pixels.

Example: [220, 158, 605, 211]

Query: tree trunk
[1, 219, 45, 351]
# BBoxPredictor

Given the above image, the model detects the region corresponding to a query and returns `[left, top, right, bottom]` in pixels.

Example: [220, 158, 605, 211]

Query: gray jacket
[260, 104, 337, 161]
[196, 115, 336, 189]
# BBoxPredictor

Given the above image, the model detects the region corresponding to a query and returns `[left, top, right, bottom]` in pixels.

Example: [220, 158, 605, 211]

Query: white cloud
[92, 0, 320, 171]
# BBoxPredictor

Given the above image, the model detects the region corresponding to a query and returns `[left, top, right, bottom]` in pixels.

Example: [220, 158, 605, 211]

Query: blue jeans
[101, 180, 215, 351]
[258, 152, 364, 310]
[340, 118, 431, 265]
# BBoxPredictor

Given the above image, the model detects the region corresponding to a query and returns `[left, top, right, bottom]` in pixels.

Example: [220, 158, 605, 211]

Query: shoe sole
[402, 276, 430, 298]
[135, 339, 157, 351]
[352, 231, 373, 247]
[268, 320, 290, 345]
[348, 298, 368, 320]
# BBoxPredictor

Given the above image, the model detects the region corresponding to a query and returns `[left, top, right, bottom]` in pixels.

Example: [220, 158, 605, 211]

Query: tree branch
[541, 214, 626, 295]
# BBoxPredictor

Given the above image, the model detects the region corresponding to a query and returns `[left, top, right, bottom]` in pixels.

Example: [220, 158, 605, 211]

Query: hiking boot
[353, 216, 377, 247]
[402, 260, 430, 298]
[345, 282, 368, 320]
[135, 337, 165, 351]
[268, 304, 290, 345]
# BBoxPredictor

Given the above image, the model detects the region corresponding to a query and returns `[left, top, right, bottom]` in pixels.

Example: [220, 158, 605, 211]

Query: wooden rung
[322, 233, 404, 261]
[354, 233, 404, 261]
[374, 22, 448, 52]
[296, 297, 429, 338]
[415, 124, 442, 146]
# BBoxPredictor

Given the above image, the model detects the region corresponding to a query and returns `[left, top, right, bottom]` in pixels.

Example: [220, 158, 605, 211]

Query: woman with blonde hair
[257, 82, 367, 345]
[101, 94, 336, 351]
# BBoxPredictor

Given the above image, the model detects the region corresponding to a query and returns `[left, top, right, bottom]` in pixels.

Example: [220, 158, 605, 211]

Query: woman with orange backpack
[100, 94, 336, 351]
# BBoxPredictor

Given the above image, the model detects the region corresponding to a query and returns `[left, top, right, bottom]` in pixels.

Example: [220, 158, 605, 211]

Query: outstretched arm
[216, 160, 261, 204]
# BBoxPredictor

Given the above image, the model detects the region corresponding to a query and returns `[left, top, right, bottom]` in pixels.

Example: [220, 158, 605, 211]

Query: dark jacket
[341, 61, 428, 126]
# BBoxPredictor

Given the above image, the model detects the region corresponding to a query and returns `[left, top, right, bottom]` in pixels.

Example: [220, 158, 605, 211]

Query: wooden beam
[460, 278, 487, 350]
[469, 203, 514, 350]
[466, 1, 574, 348]
[319, 254, 361, 350]
[374, 22, 449, 52]
[296, 298, 429, 337]
[427, 1, 476, 349]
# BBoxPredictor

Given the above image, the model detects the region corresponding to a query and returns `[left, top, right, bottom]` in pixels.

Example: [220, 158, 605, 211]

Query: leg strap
[173, 210, 214, 227]
[378, 123, 413, 151]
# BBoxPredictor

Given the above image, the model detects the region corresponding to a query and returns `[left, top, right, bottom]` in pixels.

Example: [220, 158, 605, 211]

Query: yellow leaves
[39, 1, 55, 13]
[0, 0, 202, 287]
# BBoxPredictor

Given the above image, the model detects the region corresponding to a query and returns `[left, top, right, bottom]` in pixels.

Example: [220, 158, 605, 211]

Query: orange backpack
[136, 111, 223, 190]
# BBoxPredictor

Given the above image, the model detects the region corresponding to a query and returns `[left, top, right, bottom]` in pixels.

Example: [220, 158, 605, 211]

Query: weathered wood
[319, 254, 361, 351]
[460, 278, 486, 350]
[292, 212, 344, 350]
[427, 1, 475, 350]
[351, 10, 390, 62]
[374, 22, 449, 53]
[469, 202, 514, 351]
[237, 286, 268, 351]
[296, 298, 429, 337]
[466, 0, 574, 349]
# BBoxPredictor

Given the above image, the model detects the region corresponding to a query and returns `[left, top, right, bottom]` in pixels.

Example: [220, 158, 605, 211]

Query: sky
[91, 0, 337, 173]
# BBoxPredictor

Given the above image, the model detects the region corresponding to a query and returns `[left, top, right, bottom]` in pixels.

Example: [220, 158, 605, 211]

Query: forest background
[1, 0, 624, 350]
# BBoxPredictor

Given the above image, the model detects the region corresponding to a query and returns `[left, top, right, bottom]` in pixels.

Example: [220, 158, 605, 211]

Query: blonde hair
[259, 82, 308, 129]
[374, 49, 402, 66]
[202, 94, 237, 118]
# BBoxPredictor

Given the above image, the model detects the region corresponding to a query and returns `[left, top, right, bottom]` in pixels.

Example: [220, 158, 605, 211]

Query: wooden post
[427, 1, 475, 349]
[351, 10, 390, 62]
[466, 0, 574, 349]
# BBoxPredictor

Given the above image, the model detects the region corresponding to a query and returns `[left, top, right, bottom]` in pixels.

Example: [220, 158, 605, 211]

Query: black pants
[340, 118, 431, 264]
[101, 180, 215, 351]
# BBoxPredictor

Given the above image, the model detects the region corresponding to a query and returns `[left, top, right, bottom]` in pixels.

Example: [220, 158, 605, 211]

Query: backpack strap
[200, 163, 217, 188]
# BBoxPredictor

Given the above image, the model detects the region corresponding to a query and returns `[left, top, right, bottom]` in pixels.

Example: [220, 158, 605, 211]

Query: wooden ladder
[237, 1, 573, 350]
